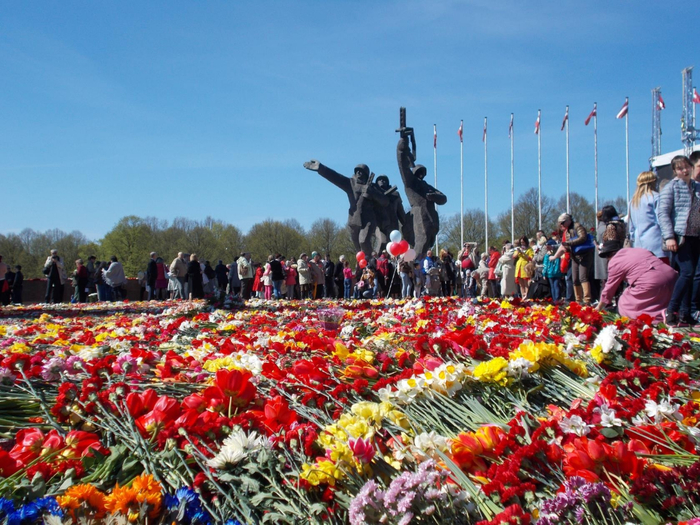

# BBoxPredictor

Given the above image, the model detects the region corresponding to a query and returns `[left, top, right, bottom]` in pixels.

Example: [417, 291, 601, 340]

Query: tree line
[0, 188, 623, 279]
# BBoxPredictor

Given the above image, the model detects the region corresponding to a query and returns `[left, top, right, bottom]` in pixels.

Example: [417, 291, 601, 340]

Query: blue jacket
[657, 177, 700, 241]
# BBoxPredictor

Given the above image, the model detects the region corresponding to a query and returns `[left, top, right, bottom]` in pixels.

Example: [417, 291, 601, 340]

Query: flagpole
[484, 117, 489, 253]
[537, 109, 542, 231]
[510, 113, 514, 245]
[434, 124, 438, 253]
[625, 97, 630, 215]
[460, 120, 464, 248]
[565, 105, 570, 214]
[594, 102, 598, 221]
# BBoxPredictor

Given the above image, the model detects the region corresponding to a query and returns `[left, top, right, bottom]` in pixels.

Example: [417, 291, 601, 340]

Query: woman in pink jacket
[596, 240, 678, 324]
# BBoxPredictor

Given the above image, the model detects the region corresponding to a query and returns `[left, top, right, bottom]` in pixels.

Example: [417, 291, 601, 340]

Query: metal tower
[651, 87, 662, 159]
[682, 67, 697, 155]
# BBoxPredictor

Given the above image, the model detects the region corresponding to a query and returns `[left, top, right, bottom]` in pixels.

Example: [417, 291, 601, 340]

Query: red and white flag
[458, 120, 463, 143]
[584, 105, 596, 126]
[616, 99, 629, 119]
[561, 107, 569, 131]
[658, 94, 666, 110]
[482, 119, 487, 142]
[508, 114, 514, 139]
[434, 125, 437, 148]
[534, 113, 540, 135]
[694, 89, 700, 103]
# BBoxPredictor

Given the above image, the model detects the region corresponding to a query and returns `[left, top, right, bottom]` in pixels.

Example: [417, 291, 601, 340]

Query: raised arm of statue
[304, 160, 352, 194]
[397, 137, 416, 187]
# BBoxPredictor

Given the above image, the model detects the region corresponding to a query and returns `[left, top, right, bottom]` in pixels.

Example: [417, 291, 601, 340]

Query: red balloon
[358, 258, 368, 268]
[397, 240, 409, 254]
[356, 251, 366, 260]
[387, 242, 398, 257]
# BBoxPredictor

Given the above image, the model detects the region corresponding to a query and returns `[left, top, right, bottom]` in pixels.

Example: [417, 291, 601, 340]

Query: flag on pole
[482, 119, 487, 142]
[694, 89, 700, 103]
[658, 94, 666, 110]
[585, 105, 597, 126]
[534, 113, 540, 135]
[616, 99, 629, 119]
[508, 114, 513, 138]
[561, 107, 569, 131]
[433, 125, 437, 148]
[458, 120, 463, 143]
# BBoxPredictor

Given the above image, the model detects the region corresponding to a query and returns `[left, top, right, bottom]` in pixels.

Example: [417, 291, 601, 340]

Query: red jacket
[487, 252, 500, 280]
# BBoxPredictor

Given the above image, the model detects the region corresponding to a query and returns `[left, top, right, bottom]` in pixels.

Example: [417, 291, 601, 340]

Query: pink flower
[349, 437, 376, 464]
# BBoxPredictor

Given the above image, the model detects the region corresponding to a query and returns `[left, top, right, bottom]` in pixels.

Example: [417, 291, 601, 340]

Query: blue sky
[0, 1, 697, 239]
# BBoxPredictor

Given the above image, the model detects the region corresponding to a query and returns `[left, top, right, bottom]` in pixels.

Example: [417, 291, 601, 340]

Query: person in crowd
[262, 256, 274, 300]
[514, 236, 533, 298]
[399, 256, 413, 298]
[343, 260, 354, 299]
[202, 260, 216, 295]
[629, 171, 668, 263]
[73, 259, 89, 303]
[0, 255, 8, 306]
[269, 254, 285, 299]
[237, 252, 254, 300]
[285, 259, 297, 299]
[146, 252, 158, 300]
[476, 253, 489, 298]
[322, 253, 335, 298]
[11, 265, 23, 304]
[43, 249, 67, 303]
[104, 256, 127, 301]
[439, 249, 455, 297]
[333, 255, 346, 299]
[413, 261, 424, 298]
[252, 263, 264, 298]
[137, 269, 147, 301]
[486, 246, 500, 298]
[555, 213, 594, 305]
[187, 254, 204, 299]
[499, 243, 517, 298]
[155, 257, 169, 299]
[357, 267, 376, 299]
[94, 261, 111, 301]
[374, 251, 389, 297]
[310, 252, 325, 299]
[170, 252, 188, 300]
[86, 255, 97, 297]
[658, 155, 700, 325]
[43, 252, 66, 303]
[422, 249, 436, 292]
[690, 150, 700, 182]
[596, 240, 678, 324]
[215, 260, 228, 293]
[228, 261, 241, 296]
[297, 253, 312, 299]
[543, 240, 564, 302]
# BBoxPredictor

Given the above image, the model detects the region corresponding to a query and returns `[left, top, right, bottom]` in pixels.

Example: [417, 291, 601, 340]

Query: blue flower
[0, 498, 15, 518]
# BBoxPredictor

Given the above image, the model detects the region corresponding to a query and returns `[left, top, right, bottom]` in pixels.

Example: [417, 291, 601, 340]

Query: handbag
[560, 252, 571, 274]
[572, 233, 595, 254]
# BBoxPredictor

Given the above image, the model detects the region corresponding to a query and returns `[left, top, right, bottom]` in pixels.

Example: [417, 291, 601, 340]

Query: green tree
[438, 209, 500, 255]
[100, 216, 154, 277]
[243, 219, 306, 264]
[496, 188, 558, 243]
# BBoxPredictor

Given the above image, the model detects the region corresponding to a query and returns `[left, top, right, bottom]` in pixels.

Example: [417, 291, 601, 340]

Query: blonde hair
[630, 171, 657, 209]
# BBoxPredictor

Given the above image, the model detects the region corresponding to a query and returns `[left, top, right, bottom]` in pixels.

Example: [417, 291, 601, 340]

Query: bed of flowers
[0, 295, 700, 524]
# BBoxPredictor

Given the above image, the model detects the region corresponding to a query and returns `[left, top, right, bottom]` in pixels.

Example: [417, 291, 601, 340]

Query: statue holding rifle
[396, 107, 447, 258]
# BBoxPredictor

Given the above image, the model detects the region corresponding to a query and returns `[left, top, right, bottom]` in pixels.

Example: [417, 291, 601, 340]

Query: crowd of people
[2, 154, 700, 325]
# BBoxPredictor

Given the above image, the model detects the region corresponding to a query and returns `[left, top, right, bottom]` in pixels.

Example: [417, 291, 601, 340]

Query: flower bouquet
[317, 306, 345, 331]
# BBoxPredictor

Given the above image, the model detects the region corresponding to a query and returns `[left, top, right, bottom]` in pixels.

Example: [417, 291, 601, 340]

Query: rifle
[396, 107, 417, 158]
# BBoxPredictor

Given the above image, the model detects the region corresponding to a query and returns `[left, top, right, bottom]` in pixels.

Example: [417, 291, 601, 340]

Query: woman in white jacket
[499, 244, 518, 298]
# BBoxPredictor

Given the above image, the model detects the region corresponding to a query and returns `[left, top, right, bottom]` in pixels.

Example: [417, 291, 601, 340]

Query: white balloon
[402, 248, 416, 262]
[389, 230, 402, 243]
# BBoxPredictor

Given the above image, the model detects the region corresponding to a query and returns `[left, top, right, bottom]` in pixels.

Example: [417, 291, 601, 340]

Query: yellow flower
[472, 357, 509, 386]
[500, 300, 513, 309]
[300, 459, 342, 486]
[590, 345, 605, 364]
[351, 402, 382, 424]
[7, 342, 31, 354]
[203, 356, 240, 372]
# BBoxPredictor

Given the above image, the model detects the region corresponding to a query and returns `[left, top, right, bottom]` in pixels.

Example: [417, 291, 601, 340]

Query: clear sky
[1, 1, 697, 240]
